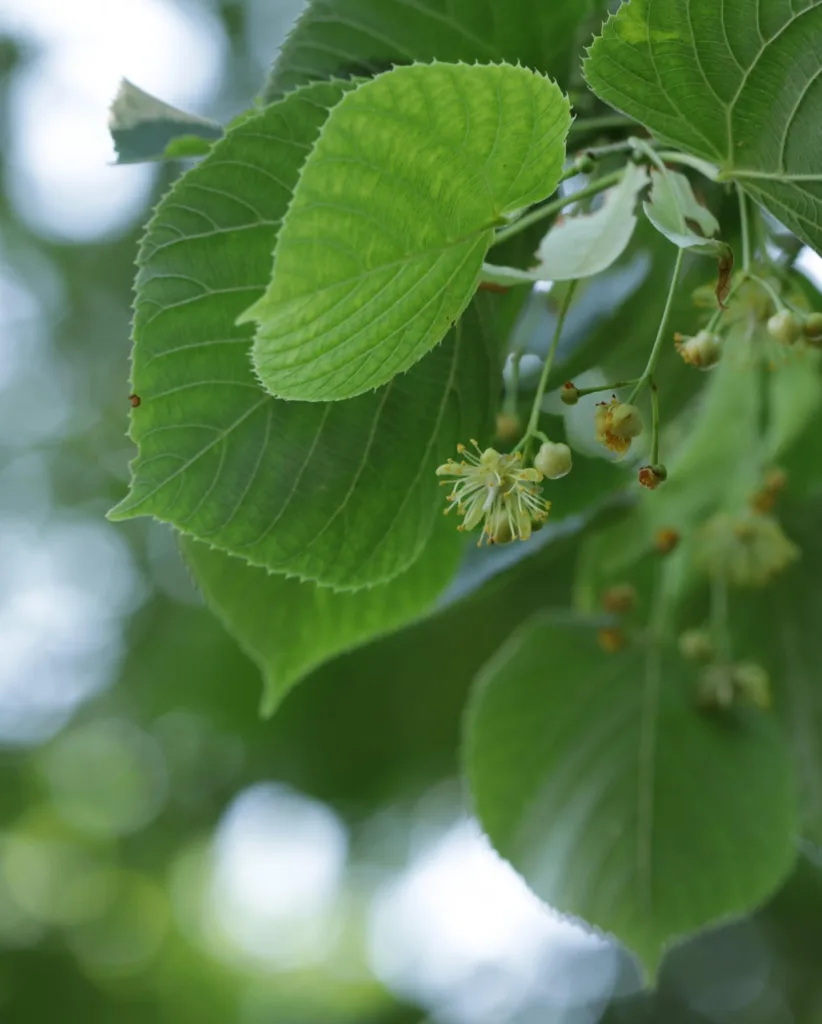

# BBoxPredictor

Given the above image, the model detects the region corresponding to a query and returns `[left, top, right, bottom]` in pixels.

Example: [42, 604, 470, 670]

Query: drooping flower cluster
[436, 442, 550, 545]
[696, 662, 772, 711]
[694, 511, 799, 587]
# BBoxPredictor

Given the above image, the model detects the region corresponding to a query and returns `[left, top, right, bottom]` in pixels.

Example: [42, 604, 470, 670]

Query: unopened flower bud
[602, 584, 637, 615]
[495, 411, 522, 444]
[767, 309, 802, 345]
[655, 527, 680, 555]
[732, 662, 771, 709]
[803, 312, 822, 342]
[576, 153, 596, 175]
[534, 440, 573, 479]
[679, 629, 714, 662]
[597, 627, 626, 653]
[675, 330, 721, 370]
[697, 664, 735, 710]
[639, 464, 667, 490]
[560, 382, 580, 406]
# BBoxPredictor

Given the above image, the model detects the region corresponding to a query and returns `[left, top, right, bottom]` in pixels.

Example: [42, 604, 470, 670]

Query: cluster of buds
[696, 661, 772, 711]
[675, 329, 721, 370]
[767, 309, 822, 347]
[679, 629, 771, 712]
[694, 510, 799, 587]
[436, 442, 550, 545]
[594, 398, 643, 456]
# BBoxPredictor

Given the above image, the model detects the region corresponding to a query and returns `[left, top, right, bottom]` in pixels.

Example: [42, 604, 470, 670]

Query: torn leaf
[643, 168, 733, 306]
[108, 79, 223, 164]
[481, 163, 648, 287]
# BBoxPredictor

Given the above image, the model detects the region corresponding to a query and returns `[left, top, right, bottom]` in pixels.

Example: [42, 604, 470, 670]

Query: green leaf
[584, 0, 822, 255]
[108, 79, 223, 164]
[734, 500, 822, 845]
[181, 515, 464, 716]
[263, 0, 604, 102]
[464, 615, 797, 978]
[481, 163, 649, 286]
[765, 347, 822, 460]
[110, 80, 499, 590]
[242, 62, 571, 402]
[643, 168, 733, 302]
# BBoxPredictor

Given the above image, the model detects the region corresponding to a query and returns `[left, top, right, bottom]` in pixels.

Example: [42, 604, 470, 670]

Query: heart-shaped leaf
[182, 515, 464, 715]
[242, 62, 571, 402]
[465, 615, 797, 978]
[584, 0, 822, 255]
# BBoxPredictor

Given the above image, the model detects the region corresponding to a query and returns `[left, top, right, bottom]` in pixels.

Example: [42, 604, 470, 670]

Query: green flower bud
[679, 629, 714, 662]
[767, 310, 802, 345]
[697, 665, 735, 710]
[803, 312, 822, 341]
[732, 662, 771, 709]
[534, 441, 573, 480]
[560, 382, 580, 406]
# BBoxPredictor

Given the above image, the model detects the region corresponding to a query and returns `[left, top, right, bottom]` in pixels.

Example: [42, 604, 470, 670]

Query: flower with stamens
[594, 398, 643, 456]
[436, 442, 550, 545]
[694, 510, 799, 587]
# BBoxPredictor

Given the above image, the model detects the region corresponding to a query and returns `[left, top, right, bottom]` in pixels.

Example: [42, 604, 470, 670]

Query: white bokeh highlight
[2, 0, 227, 240]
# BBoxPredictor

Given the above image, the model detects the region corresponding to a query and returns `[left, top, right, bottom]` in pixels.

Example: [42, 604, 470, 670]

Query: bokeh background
[3, 2, 822, 1022]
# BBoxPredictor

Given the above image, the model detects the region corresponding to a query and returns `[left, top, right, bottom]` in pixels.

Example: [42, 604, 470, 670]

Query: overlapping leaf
[264, 0, 603, 101]
[243, 63, 571, 402]
[110, 79, 498, 589]
[465, 615, 797, 977]
[735, 500, 822, 845]
[584, 0, 822, 254]
[181, 516, 464, 716]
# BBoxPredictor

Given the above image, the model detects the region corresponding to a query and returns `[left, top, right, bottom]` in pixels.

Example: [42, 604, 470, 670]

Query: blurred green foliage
[2, 2, 822, 1022]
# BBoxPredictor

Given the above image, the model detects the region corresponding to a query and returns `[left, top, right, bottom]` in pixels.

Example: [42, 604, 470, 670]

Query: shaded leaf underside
[111, 79, 497, 589]
[465, 616, 797, 976]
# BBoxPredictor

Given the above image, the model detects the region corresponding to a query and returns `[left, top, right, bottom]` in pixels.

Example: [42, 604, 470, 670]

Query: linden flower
[675, 330, 721, 370]
[594, 398, 643, 456]
[694, 511, 799, 587]
[436, 441, 550, 545]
